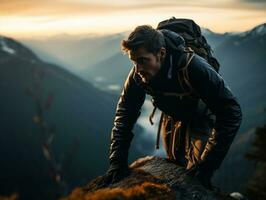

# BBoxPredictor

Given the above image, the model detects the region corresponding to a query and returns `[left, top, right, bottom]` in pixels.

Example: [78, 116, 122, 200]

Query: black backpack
[157, 17, 220, 73]
[150, 17, 220, 150]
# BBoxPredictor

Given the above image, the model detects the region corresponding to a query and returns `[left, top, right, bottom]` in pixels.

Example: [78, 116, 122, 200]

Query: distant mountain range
[20, 23, 266, 94]
[0, 36, 153, 200]
[20, 33, 126, 74]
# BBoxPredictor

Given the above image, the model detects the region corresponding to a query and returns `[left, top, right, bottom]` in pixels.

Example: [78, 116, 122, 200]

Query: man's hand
[105, 164, 131, 185]
[185, 162, 214, 190]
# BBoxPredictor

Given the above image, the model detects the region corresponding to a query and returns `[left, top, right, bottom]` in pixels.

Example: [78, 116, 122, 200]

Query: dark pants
[161, 114, 214, 170]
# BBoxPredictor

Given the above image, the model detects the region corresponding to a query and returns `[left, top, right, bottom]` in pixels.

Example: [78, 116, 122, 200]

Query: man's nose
[135, 64, 143, 73]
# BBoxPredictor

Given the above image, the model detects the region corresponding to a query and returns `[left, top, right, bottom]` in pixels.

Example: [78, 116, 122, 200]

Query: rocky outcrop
[60, 156, 237, 200]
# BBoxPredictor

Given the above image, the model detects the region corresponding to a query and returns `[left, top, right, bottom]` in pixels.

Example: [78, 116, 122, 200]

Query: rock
[229, 192, 248, 200]
[60, 156, 236, 200]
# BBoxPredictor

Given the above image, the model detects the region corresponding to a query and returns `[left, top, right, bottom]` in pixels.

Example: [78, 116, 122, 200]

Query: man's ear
[160, 47, 166, 59]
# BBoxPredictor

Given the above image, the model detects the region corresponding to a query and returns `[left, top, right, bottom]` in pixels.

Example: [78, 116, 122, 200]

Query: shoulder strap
[161, 48, 198, 99]
[178, 49, 196, 95]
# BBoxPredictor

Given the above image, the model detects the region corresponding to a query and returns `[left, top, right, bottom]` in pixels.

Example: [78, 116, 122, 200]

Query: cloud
[238, 0, 266, 7]
[241, 0, 266, 2]
[1, 0, 266, 17]
[0, 0, 193, 17]
[1, 0, 265, 37]
[0, 0, 124, 16]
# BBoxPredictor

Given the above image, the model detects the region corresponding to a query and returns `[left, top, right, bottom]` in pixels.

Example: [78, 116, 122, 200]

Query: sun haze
[0, 0, 266, 38]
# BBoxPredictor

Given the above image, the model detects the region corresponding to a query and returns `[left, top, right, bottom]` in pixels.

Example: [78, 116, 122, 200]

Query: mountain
[215, 22, 266, 129]
[0, 36, 153, 200]
[78, 53, 132, 92]
[201, 27, 232, 49]
[19, 33, 126, 72]
[238, 23, 266, 38]
[210, 23, 266, 192]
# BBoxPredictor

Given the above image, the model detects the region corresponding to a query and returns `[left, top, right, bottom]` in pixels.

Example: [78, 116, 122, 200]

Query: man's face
[129, 46, 166, 83]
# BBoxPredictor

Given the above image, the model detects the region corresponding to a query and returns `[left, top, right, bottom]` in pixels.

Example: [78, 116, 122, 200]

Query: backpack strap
[161, 48, 197, 99]
[149, 98, 157, 125]
[178, 49, 196, 96]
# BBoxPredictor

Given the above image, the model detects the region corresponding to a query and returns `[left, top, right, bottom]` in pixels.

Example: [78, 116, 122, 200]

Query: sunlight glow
[0, 1, 265, 38]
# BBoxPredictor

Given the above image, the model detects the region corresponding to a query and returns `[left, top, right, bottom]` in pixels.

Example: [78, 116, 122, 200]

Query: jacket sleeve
[188, 55, 242, 171]
[108, 66, 146, 170]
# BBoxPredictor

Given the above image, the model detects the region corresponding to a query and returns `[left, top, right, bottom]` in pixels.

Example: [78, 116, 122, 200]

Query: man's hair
[121, 25, 165, 55]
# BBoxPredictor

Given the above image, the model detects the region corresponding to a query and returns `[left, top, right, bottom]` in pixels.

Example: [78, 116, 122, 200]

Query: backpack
[149, 17, 220, 150]
[157, 17, 220, 72]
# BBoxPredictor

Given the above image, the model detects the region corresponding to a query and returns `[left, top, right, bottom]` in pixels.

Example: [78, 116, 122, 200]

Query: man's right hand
[105, 164, 131, 185]
[185, 161, 214, 190]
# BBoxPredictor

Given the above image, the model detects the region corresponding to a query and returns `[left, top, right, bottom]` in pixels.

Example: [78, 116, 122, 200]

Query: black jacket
[108, 30, 242, 171]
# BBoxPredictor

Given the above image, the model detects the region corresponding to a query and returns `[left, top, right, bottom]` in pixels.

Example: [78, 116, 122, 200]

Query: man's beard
[146, 60, 164, 83]
[139, 73, 151, 83]
[138, 57, 164, 83]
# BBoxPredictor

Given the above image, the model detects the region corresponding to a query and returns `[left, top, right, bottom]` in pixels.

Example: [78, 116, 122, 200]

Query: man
[106, 25, 242, 189]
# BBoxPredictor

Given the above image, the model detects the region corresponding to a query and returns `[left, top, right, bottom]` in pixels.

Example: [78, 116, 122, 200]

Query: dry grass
[61, 181, 175, 200]
[0, 194, 18, 200]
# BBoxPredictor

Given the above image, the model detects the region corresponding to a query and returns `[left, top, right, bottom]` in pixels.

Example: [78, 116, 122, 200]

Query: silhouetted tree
[245, 121, 266, 200]
[25, 66, 81, 197]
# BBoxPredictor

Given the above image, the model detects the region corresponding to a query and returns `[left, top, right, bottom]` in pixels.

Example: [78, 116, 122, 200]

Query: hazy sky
[1, 0, 266, 38]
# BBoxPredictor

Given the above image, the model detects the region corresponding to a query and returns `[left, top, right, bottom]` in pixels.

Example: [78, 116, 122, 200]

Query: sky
[0, 0, 266, 38]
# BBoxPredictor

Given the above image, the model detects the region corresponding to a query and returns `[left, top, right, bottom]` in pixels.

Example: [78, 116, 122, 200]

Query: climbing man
[106, 18, 242, 190]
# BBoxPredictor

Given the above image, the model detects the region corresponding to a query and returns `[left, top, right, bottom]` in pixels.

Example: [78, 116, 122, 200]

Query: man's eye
[138, 58, 146, 65]
[131, 58, 148, 66]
